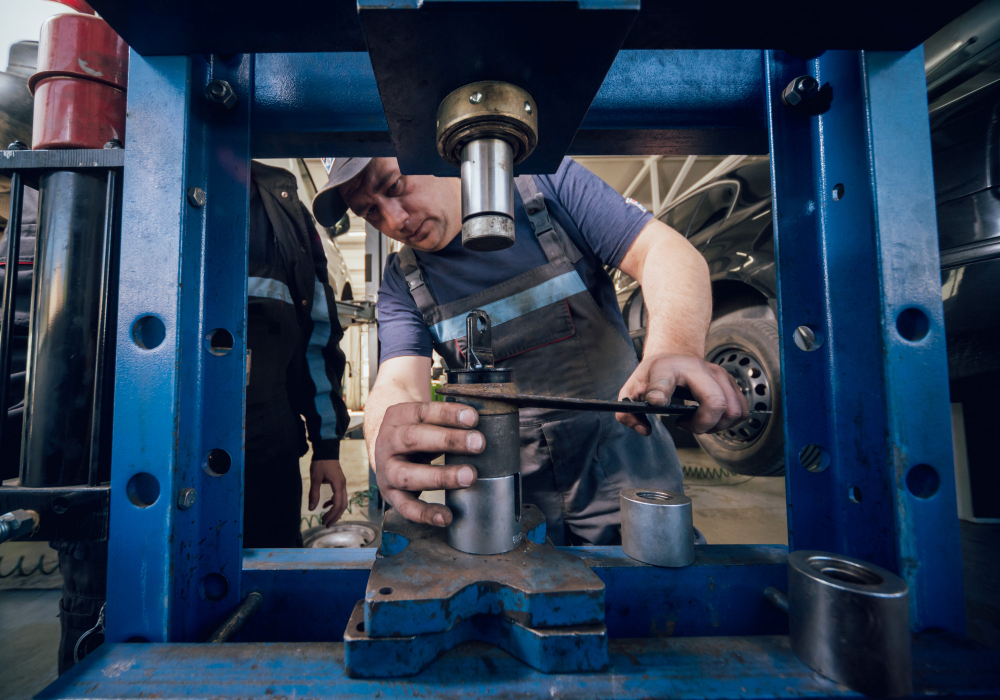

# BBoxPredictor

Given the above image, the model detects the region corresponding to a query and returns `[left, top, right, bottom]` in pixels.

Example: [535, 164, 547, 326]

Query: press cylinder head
[436, 81, 538, 252]
[620, 489, 695, 567]
[787, 550, 912, 697]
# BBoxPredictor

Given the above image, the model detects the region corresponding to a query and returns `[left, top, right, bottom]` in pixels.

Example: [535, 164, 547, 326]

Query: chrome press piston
[437, 82, 538, 252]
[788, 550, 912, 697]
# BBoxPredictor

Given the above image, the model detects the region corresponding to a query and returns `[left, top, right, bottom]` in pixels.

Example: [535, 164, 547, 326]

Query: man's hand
[617, 353, 748, 435]
[309, 459, 348, 527]
[374, 402, 483, 527]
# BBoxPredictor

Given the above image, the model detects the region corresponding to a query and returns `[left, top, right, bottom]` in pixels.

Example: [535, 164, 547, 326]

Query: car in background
[616, 79, 1000, 478]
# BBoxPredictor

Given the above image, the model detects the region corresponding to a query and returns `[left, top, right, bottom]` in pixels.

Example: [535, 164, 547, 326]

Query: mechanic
[0, 161, 350, 671]
[312, 157, 747, 545]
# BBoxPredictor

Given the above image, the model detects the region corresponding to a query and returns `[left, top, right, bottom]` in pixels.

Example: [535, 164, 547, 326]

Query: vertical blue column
[766, 48, 965, 633]
[106, 52, 252, 642]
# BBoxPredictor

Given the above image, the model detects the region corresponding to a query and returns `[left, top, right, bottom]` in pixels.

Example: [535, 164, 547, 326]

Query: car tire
[694, 318, 785, 476]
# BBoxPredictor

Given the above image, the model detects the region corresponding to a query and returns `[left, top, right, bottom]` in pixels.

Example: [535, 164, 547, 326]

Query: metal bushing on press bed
[788, 550, 912, 697]
[436, 82, 538, 252]
[620, 489, 695, 567]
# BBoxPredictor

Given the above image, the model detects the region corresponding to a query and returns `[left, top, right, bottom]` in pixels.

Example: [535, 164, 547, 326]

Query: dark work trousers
[243, 406, 305, 549]
[54, 541, 108, 674]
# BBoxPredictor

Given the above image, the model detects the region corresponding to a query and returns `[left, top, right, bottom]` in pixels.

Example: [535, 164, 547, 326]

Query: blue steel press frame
[73, 39, 981, 698]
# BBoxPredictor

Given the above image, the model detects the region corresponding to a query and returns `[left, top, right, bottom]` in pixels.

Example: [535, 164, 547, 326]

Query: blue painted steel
[105, 53, 252, 642]
[237, 545, 786, 643]
[364, 507, 604, 638]
[252, 52, 392, 159]
[344, 602, 609, 677]
[251, 51, 769, 160]
[37, 633, 1000, 698]
[573, 49, 769, 156]
[766, 49, 965, 633]
[582, 545, 789, 638]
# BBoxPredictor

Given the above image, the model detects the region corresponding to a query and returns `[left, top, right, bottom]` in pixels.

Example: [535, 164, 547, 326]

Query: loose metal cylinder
[446, 474, 522, 555]
[787, 550, 912, 697]
[460, 138, 515, 252]
[620, 489, 695, 567]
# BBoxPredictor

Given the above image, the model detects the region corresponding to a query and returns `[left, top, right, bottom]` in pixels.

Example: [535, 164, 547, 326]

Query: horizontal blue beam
[237, 544, 787, 642]
[38, 633, 999, 698]
[252, 50, 768, 162]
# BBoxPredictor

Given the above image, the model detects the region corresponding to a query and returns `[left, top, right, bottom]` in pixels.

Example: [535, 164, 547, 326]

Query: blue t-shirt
[377, 158, 653, 363]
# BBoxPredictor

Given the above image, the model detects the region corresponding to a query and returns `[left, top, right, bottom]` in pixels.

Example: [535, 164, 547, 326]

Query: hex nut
[782, 75, 819, 108]
[205, 79, 238, 110]
[187, 187, 206, 208]
[177, 488, 197, 510]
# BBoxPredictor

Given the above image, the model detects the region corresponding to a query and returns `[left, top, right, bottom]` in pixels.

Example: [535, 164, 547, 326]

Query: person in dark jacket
[0, 161, 349, 671]
[244, 161, 351, 547]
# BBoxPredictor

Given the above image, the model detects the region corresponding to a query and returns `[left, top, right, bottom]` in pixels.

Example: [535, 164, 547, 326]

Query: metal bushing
[788, 550, 912, 697]
[436, 81, 538, 167]
[446, 474, 523, 555]
[620, 489, 694, 567]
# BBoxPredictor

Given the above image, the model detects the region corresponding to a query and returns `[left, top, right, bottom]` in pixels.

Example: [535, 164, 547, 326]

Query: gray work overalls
[396, 176, 684, 545]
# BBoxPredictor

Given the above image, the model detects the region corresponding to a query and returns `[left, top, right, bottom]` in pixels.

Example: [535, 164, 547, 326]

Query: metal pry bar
[437, 385, 772, 416]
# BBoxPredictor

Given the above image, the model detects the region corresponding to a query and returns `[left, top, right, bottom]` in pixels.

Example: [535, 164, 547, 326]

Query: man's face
[339, 158, 462, 252]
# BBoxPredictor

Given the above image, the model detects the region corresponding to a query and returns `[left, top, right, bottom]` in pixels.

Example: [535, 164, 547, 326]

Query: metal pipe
[20, 170, 111, 487]
[763, 586, 789, 614]
[460, 138, 515, 251]
[87, 165, 118, 485]
[0, 164, 24, 464]
[207, 591, 264, 643]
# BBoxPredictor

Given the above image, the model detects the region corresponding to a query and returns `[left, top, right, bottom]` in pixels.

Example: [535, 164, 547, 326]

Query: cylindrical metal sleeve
[446, 474, 522, 555]
[788, 550, 912, 697]
[445, 411, 519, 478]
[31, 77, 125, 150]
[620, 488, 695, 567]
[461, 139, 514, 220]
[461, 215, 515, 252]
[30, 14, 129, 92]
[20, 171, 110, 487]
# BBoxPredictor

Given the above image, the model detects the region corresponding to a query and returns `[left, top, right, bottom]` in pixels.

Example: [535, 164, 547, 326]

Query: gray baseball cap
[311, 157, 372, 227]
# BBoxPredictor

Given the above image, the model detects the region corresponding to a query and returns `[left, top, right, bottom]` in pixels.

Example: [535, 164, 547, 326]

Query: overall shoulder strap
[514, 175, 583, 265]
[396, 246, 437, 318]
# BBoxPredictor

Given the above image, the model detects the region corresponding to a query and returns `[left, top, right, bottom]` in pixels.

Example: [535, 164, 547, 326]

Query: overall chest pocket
[490, 298, 576, 361]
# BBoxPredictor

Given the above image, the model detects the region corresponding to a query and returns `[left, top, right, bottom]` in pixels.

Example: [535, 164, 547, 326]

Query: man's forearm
[622, 220, 712, 359]
[641, 237, 711, 358]
[363, 356, 433, 469]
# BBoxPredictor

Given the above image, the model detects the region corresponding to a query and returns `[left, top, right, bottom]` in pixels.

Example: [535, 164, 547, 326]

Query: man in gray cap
[314, 157, 746, 545]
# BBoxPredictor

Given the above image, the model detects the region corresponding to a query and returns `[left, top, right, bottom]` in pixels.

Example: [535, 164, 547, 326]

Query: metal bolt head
[187, 187, 206, 208]
[782, 75, 819, 108]
[177, 488, 197, 510]
[205, 79, 238, 110]
[524, 101, 532, 114]
[469, 92, 483, 104]
[7, 140, 27, 151]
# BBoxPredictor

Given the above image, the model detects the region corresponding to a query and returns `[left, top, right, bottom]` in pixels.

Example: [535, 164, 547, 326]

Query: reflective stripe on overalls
[396, 175, 683, 545]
